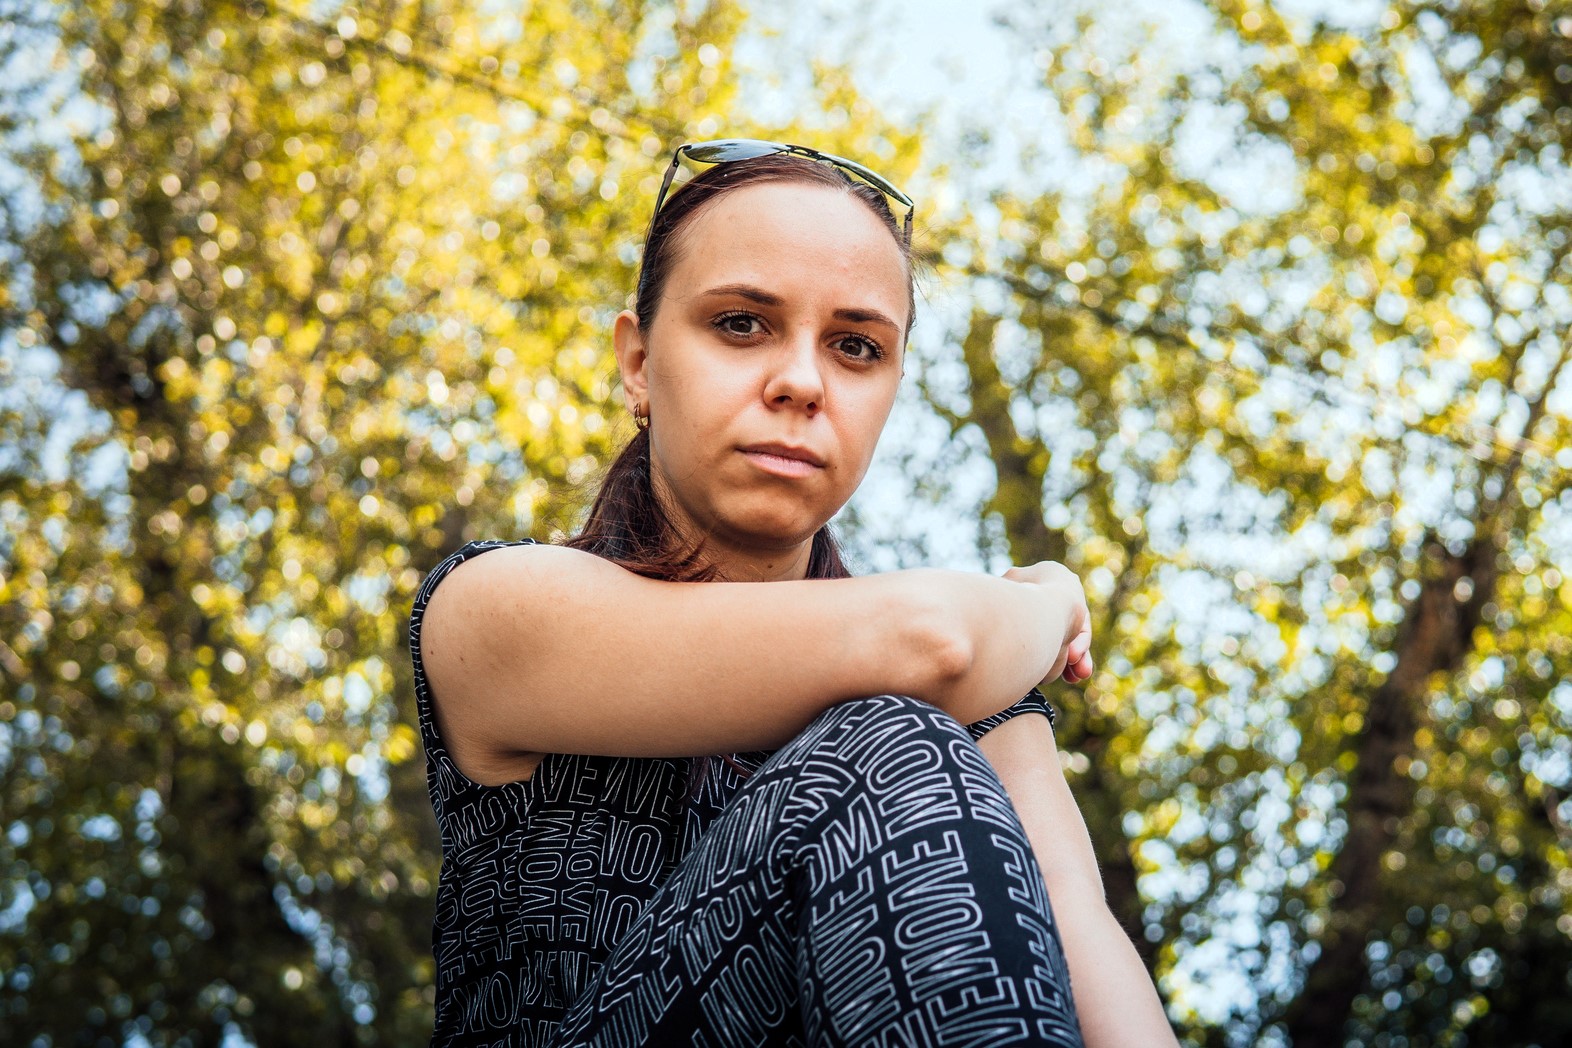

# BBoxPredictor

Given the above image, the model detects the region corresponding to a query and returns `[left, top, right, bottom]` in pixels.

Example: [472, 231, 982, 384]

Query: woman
[409, 139, 1176, 1047]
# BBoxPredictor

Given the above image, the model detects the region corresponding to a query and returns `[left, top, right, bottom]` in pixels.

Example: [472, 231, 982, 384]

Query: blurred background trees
[895, 1, 1572, 1045]
[1, 0, 1567, 1045]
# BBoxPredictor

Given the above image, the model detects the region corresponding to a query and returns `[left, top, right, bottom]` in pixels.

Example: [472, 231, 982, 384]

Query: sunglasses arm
[652, 151, 685, 223]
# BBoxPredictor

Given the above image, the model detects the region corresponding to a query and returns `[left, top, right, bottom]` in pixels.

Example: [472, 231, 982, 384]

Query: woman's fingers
[1064, 651, 1093, 683]
[1061, 624, 1093, 684]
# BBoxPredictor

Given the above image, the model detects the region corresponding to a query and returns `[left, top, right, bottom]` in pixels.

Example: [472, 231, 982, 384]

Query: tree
[901, 0, 1570, 1042]
[0, 0, 920, 1042]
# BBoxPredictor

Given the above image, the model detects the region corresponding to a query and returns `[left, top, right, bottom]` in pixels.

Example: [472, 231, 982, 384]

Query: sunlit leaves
[0, 0, 788, 1042]
[926, 0, 1570, 1043]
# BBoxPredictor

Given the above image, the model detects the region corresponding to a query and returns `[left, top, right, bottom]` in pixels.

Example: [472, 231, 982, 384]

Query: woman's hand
[1002, 561, 1093, 685]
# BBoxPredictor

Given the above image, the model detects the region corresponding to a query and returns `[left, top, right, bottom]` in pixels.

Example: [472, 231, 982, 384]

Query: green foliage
[0, 0, 924, 1042]
[914, 1, 1571, 1044]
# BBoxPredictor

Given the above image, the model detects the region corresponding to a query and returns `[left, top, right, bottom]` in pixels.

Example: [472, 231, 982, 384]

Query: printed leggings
[549, 694, 1085, 1047]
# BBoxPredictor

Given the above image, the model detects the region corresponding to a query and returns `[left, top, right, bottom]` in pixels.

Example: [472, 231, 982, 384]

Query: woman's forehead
[666, 182, 910, 316]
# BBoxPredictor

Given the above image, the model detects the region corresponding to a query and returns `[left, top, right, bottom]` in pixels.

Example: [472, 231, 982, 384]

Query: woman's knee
[768, 695, 1028, 893]
[796, 694, 971, 772]
[806, 693, 968, 741]
[773, 694, 1005, 811]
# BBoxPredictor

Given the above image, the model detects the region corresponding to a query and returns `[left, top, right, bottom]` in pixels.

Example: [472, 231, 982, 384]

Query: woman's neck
[704, 537, 814, 583]
[649, 467, 818, 582]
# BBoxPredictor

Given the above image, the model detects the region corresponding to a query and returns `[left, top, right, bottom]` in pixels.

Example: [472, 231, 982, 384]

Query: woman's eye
[715, 312, 762, 337]
[836, 335, 883, 361]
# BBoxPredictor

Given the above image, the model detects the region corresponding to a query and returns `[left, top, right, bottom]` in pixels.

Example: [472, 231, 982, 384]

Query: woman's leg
[550, 694, 1084, 1048]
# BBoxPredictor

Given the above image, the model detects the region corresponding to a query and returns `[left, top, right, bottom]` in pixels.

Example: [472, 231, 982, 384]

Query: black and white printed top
[408, 538, 1058, 1048]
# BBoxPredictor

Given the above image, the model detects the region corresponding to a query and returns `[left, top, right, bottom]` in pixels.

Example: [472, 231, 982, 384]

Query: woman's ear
[613, 309, 649, 413]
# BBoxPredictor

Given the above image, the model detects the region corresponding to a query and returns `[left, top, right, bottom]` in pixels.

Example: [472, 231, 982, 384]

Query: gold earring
[633, 403, 649, 430]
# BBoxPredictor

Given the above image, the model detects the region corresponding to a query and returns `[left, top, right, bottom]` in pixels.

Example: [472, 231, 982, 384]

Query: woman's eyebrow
[832, 307, 900, 332]
[699, 283, 784, 306]
[700, 283, 899, 331]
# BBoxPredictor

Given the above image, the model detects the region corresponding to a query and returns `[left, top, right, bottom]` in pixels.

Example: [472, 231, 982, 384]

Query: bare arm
[977, 712, 1178, 1048]
[420, 543, 1085, 781]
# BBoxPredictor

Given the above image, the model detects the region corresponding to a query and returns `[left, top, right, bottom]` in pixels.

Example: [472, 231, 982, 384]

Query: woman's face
[615, 181, 910, 574]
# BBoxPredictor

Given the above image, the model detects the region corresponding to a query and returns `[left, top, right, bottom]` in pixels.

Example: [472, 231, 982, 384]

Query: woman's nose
[762, 331, 825, 413]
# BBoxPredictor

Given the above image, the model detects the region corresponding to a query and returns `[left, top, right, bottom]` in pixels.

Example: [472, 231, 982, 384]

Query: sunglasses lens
[683, 139, 785, 164]
[653, 139, 912, 246]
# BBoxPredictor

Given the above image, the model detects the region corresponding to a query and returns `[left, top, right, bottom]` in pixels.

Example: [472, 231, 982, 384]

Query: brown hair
[563, 152, 915, 794]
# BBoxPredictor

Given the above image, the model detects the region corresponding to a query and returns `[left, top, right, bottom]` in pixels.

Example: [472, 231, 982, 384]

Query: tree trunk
[1285, 532, 1497, 1046]
[961, 309, 1154, 970]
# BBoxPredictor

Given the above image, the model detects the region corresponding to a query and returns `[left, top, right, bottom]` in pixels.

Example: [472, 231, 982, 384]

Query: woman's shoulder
[425, 536, 540, 575]
[414, 537, 539, 606]
[408, 537, 546, 790]
[409, 538, 541, 678]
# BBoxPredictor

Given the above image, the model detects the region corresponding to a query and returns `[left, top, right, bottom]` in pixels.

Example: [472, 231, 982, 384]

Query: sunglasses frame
[648, 138, 915, 246]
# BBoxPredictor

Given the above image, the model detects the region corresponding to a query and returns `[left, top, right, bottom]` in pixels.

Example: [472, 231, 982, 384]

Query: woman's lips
[740, 446, 824, 478]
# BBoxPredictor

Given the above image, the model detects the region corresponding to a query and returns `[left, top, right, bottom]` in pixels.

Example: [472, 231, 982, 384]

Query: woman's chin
[714, 506, 830, 551]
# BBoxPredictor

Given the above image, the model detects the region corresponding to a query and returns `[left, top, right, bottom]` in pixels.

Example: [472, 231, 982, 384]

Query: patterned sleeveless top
[408, 538, 1057, 1047]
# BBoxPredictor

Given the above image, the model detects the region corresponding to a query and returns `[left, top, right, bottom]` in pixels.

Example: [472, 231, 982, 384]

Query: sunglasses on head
[649, 138, 915, 246]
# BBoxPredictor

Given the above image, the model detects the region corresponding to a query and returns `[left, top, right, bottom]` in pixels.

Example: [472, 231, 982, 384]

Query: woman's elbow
[928, 625, 974, 687]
